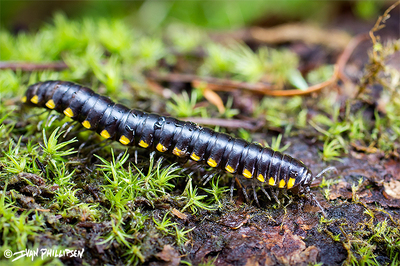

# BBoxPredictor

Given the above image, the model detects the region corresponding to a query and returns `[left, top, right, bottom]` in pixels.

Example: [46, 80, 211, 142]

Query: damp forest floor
[1, 2, 400, 266]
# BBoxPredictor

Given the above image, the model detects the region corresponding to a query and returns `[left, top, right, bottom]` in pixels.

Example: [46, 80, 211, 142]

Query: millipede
[22, 80, 336, 215]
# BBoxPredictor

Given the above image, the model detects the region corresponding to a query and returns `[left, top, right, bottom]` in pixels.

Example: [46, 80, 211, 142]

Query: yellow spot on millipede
[139, 140, 149, 148]
[156, 143, 167, 152]
[242, 169, 252, 179]
[119, 135, 130, 145]
[279, 179, 286, 188]
[63, 107, 74, 118]
[82, 120, 91, 129]
[257, 174, 265, 182]
[30, 95, 39, 104]
[225, 165, 235, 173]
[173, 147, 183, 156]
[190, 153, 200, 161]
[21, 96, 27, 103]
[207, 158, 218, 167]
[269, 177, 275, 186]
[287, 178, 296, 189]
[100, 129, 110, 139]
[45, 99, 55, 109]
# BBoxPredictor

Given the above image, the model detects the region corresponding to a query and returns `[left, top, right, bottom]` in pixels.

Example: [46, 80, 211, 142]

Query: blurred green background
[1, 0, 390, 32]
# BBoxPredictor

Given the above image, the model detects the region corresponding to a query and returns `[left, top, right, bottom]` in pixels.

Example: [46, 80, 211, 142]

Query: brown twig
[150, 63, 339, 97]
[0, 61, 68, 71]
[336, 33, 370, 84]
[248, 64, 339, 96]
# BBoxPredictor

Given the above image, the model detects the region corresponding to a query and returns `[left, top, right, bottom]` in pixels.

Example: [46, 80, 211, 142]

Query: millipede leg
[283, 192, 293, 206]
[37, 120, 44, 131]
[176, 157, 190, 165]
[271, 188, 280, 205]
[60, 121, 71, 131]
[282, 190, 290, 200]
[84, 139, 113, 159]
[201, 173, 209, 183]
[309, 192, 327, 217]
[252, 182, 260, 207]
[260, 185, 271, 201]
[26, 110, 47, 119]
[78, 142, 86, 155]
[134, 150, 138, 164]
[149, 151, 156, 162]
[200, 173, 208, 182]
[116, 151, 125, 162]
[171, 165, 180, 172]
[45, 113, 56, 127]
[230, 177, 236, 202]
[63, 122, 78, 138]
[183, 164, 203, 178]
[202, 172, 216, 186]
[187, 171, 196, 178]
[241, 186, 250, 203]
[77, 132, 99, 155]
[169, 165, 182, 173]
[46, 115, 60, 128]
[155, 155, 164, 166]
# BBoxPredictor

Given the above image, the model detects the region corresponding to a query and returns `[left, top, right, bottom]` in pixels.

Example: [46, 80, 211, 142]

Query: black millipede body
[23, 80, 334, 212]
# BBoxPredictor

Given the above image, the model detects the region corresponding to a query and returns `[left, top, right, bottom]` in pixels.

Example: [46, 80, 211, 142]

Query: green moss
[199, 42, 302, 87]
[0, 186, 44, 251]
[166, 90, 204, 118]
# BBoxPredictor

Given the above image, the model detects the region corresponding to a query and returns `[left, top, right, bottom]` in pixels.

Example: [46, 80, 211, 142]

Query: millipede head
[288, 169, 312, 195]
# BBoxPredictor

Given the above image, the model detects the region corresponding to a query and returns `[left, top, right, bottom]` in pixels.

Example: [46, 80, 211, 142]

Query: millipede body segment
[23, 80, 317, 196]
